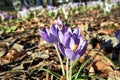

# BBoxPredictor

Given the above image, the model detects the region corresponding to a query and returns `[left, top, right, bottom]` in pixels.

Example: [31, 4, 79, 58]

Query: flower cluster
[0, 11, 17, 22]
[39, 18, 87, 61]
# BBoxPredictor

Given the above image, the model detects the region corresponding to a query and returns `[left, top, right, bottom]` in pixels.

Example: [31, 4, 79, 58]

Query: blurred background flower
[115, 30, 120, 41]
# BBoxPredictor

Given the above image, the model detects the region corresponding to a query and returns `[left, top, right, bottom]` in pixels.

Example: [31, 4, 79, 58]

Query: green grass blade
[74, 58, 90, 80]
[39, 68, 61, 79]
[72, 58, 79, 71]
[75, 78, 87, 80]
[88, 75, 106, 80]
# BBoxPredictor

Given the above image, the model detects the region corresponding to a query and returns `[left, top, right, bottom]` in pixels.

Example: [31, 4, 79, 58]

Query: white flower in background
[17, 8, 30, 20]
[103, 2, 113, 13]
[47, 6, 58, 18]
[0, 13, 4, 22]
[29, 7, 38, 17]
[99, 2, 104, 9]
[111, 0, 120, 7]
[94, 0, 104, 9]
[86, 0, 103, 9]
[35, 6, 43, 9]
[29, 6, 43, 17]
[31, 6, 43, 17]
[37, 8, 46, 16]
[53, 9, 58, 17]
[57, 0, 63, 3]
[15, 0, 119, 21]
[47, 6, 57, 11]
[68, 2, 79, 10]
[48, 9, 58, 18]
[62, 7, 68, 19]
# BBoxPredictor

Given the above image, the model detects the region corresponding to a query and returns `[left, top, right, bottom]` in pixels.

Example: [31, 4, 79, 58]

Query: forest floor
[0, 6, 120, 80]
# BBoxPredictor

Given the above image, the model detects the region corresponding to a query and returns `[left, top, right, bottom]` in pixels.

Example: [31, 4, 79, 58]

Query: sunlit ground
[0, 1, 120, 80]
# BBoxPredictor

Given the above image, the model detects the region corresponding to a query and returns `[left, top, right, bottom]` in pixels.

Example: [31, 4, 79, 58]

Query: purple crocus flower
[53, 17, 72, 36]
[58, 27, 87, 61]
[53, 17, 71, 33]
[115, 30, 120, 41]
[39, 24, 59, 44]
[39, 17, 71, 44]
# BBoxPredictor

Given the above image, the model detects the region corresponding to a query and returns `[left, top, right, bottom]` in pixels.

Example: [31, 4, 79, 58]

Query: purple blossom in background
[68, 2, 79, 8]
[47, 6, 57, 11]
[4, 14, 11, 20]
[111, 0, 120, 3]
[115, 30, 120, 41]
[58, 27, 87, 61]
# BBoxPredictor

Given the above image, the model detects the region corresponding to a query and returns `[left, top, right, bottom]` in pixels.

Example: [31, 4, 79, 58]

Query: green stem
[69, 60, 73, 80]
[66, 58, 69, 80]
[54, 44, 65, 75]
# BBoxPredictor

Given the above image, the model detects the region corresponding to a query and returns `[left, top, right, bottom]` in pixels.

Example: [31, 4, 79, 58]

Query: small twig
[0, 54, 28, 70]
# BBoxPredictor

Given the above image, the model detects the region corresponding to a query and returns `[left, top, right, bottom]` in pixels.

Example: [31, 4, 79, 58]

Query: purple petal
[72, 33, 78, 40]
[39, 28, 51, 42]
[76, 40, 87, 56]
[62, 26, 72, 34]
[58, 43, 65, 55]
[64, 38, 70, 48]
[77, 36, 85, 49]
[75, 44, 87, 59]
[73, 27, 80, 35]
[58, 31, 64, 44]
[75, 37, 80, 45]
[65, 49, 76, 60]
[39, 28, 57, 43]
[81, 41, 87, 50]
[57, 17, 62, 25]
[63, 32, 71, 48]
[67, 27, 72, 33]
[49, 34, 58, 43]
[50, 25, 58, 36]
[75, 53, 81, 59]
[69, 37, 75, 50]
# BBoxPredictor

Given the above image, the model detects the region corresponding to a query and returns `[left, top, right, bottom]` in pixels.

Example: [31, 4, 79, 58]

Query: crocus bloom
[53, 17, 71, 35]
[39, 25, 59, 44]
[115, 30, 120, 41]
[39, 18, 71, 44]
[58, 27, 87, 60]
